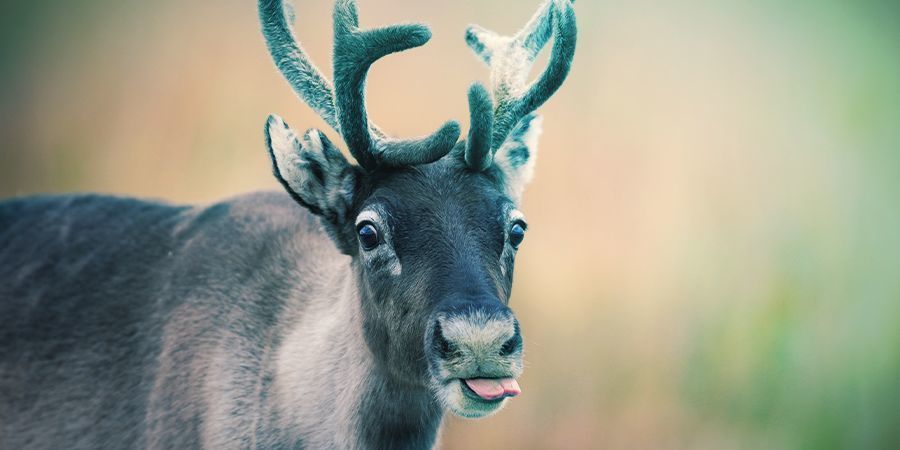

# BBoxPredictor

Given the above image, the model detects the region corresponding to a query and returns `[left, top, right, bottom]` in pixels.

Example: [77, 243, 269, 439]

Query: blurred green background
[2, 0, 899, 448]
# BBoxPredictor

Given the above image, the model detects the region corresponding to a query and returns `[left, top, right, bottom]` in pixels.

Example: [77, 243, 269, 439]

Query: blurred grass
[2, 0, 899, 448]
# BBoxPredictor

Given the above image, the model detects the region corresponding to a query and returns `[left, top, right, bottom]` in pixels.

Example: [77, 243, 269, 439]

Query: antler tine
[260, 0, 461, 171]
[259, 0, 339, 131]
[465, 83, 494, 170]
[464, 0, 577, 170]
[332, 0, 461, 170]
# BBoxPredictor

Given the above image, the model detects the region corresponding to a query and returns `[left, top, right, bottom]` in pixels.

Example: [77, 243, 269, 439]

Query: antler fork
[464, 0, 577, 170]
[260, 0, 461, 171]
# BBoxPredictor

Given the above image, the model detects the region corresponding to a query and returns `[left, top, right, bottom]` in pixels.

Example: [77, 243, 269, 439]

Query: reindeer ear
[494, 114, 542, 202]
[265, 115, 358, 227]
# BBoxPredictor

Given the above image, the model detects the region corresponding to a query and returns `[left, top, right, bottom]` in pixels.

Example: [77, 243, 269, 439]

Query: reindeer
[0, 0, 576, 447]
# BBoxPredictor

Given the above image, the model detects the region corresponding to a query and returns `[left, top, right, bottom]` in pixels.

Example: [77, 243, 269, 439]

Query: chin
[438, 380, 510, 419]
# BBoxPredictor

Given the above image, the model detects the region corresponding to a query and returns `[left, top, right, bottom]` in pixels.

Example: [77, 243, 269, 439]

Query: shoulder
[0, 193, 185, 219]
[0, 193, 189, 246]
[174, 190, 320, 241]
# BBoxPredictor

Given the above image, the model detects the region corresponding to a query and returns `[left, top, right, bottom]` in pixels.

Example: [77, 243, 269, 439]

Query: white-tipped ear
[266, 114, 305, 191]
[264, 114, 356, 223]
[494, 114, 542, 201]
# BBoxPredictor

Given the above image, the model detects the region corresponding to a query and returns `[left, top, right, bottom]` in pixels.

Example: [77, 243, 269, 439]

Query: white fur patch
[440, 310, 515, 352]
[354, 210, 381, 227]
[273, 273, 370, 448]
[494, 115, 542, 202]
[267, 115, 308, 196]
[491, 43, 533, 99]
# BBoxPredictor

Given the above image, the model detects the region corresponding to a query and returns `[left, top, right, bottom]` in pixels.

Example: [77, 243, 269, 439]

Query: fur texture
[0, 1, 577, 448]
[260, 0, 461, 171]
[259, 0, 339, 130]
[495, 114, 543, 202]
[464, 0, 577, 167]
[465, 83, 495, 171]
[266, 114, 360, 253]
[0, 189, 439, 448]
[0, 159, 526, 448]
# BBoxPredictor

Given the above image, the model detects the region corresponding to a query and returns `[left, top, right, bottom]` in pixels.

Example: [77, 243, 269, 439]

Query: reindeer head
[260, 0, 576, 418]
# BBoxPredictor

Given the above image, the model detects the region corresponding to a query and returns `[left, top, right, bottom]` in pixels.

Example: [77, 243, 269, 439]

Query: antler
[464, 0, 577, 170]
[259, 0, 461, 171]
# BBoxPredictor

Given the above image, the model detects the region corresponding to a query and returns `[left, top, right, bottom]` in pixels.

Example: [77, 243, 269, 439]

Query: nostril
[499, 332, 522, 356]
[432, 322, 458, 360]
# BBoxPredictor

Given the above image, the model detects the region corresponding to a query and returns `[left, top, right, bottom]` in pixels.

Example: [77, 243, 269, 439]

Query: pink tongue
[464, 378, 521, 400]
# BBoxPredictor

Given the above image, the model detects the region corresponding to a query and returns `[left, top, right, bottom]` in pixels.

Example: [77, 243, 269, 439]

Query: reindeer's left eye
[509, 222, 526, 248]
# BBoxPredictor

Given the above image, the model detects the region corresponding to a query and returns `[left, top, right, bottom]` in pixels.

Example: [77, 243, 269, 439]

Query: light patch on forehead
[508, 209, 525, 223]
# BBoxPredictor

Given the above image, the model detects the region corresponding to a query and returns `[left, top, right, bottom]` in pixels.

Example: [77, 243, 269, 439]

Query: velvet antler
[260, 0, 461, 171]
[464, 0, 577, 171]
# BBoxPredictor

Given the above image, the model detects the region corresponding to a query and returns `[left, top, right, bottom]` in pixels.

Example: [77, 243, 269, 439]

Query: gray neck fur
[270, 267, 442, 448]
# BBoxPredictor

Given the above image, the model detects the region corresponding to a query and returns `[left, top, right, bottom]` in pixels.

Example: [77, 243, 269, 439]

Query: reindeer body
[0, 0, 576, 447]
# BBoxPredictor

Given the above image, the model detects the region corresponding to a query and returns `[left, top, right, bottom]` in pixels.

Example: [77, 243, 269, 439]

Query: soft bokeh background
[2, 0, 899, 448]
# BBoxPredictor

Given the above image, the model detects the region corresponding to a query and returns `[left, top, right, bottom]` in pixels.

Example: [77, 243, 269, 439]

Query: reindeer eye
[357, 223, 380, 250]
[509, 222, 526, 248]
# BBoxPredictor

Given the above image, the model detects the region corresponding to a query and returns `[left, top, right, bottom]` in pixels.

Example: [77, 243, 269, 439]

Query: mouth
[433, 375, 522, 419]
[460, 377, 521, 402]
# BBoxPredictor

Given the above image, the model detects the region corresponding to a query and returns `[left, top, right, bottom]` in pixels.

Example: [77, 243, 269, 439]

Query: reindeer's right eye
[509, 222, 526, 248]
[357, 223, 380, 250]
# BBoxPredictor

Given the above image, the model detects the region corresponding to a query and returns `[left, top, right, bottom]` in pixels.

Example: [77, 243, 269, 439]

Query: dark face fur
[352, 159, 525, 417]
[265, 116, 542, 418]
